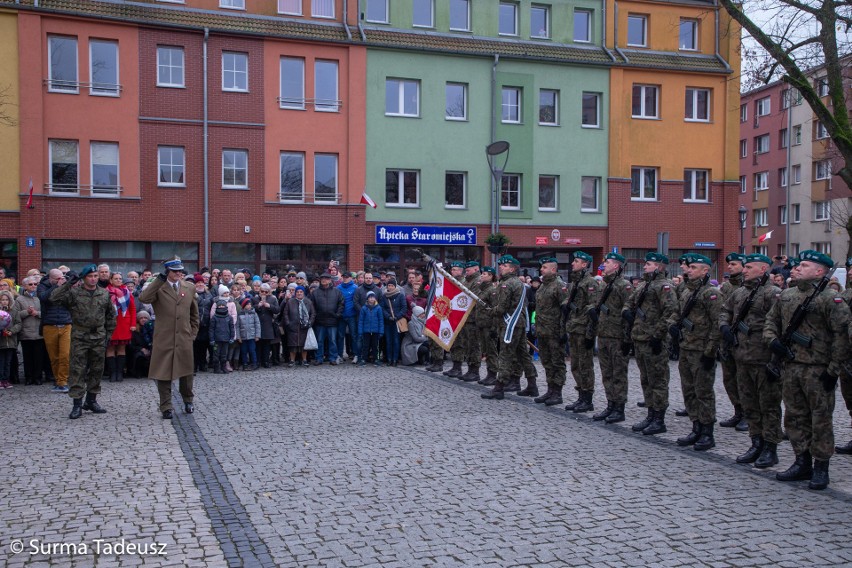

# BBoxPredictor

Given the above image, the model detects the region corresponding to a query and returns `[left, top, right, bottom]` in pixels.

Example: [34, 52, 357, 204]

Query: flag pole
[413, 249, 488, 306]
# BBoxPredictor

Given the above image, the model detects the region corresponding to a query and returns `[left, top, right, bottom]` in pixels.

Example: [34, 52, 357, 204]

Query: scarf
[107, 284, 130, 316]
[298, 298, 310, 327]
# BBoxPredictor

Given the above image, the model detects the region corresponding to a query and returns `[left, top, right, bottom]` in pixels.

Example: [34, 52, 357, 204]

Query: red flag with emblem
[424, 264, 475, 352]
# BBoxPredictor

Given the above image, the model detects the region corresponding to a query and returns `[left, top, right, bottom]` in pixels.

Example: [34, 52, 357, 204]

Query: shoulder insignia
[834, 297, 844, 303]
[625, 285, 632, 290]
[561, 287, 568, 292]
[709, 294, 717, 301]
[776, 293, 781, 299]
[662, 285, 671, 291]
[588, 286, 596, 292]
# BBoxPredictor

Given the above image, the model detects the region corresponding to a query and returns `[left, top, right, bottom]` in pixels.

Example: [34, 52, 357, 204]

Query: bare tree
[0, 84, 16, 127]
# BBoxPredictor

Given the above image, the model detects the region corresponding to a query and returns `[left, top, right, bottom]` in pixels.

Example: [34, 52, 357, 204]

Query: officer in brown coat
[138, 257, 200, 419]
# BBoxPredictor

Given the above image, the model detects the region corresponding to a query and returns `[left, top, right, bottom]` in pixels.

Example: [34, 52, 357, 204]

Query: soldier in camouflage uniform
[530, 257, 568, 405]
[50, 264, 117, 419]
[457, 261, 483, 382]
[591, 252, 633, 423]
[718, 252, 748, 430]
[563, 251, 600, 413]
[719, 254, 782, 468]
[443, 261, 468, 378]
[670, 254, 722, 451]
[476, 267, 500, 385]
[836, 258, 852, 455]
[623, 252, 679, 435]
[764, 250, 851, 490]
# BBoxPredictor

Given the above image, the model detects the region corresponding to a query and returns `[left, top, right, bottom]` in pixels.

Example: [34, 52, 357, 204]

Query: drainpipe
[613, 1, 628, 61]
[203, 28, 210, 268]
[357, 0, 366, 41]
[343, 0, 352, 40]
[490, 55, 500, 238]
[601, 0, 617, 61]
[714, 0, 731, 72]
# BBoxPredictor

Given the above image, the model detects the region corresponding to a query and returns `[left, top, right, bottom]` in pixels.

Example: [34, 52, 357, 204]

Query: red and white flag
[758, 230, 773, 243]
[25, 178, 34, 210]
[360, 192, 376, 208]
[424, 264, 475, 352]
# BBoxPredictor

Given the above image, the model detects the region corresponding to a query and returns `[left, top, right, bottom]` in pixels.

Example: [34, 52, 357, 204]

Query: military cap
[788, 257, 801, 268]
[498, 255, 520, 266]
[465, 260, 480, 269]
[725, 252, 746, 264]
[573, 251, 593, 263]
[450, 261, 465, 269]
[798, 249, 834, 269]
[79, 264, 98, 278]
[163, 256, 185, 272]
[689, 254, 712, 266]
[645, 252, 669, 264]
[605, 252, 626, 264]
[538, 257, 558, 266]
[678, 253, 694, 265]
[482, 266, 496, 275]
[745, 253, 772, 265]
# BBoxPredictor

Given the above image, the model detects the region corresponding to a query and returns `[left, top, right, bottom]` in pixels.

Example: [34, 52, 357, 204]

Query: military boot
[735, 417, 749, 432]
[632, 408, 654, 432]
[114, 355, 125, 382]
[754, 442, 778, 469]
[593, 401, 614, 421]
[503, 376, 521, 392]
[564, 390, 583, 411]
[642, 409, 667, 436]
[693, 423, 715, 451]
[460, 365, 481, 382]
[776, 451, 813, 482]
[426, 360, 444, 373]
[677, 421, 701, 447]
[572, 391, 594, 413]
[106, 356, 116, 382]
[82, 392, 107, 414]
[605, 402, 625, 424]
[534, 384, 554, 404]
[443, 361, 463, 378]
[480, 370, 498, 386]
[516, 378, 539, 397]
[69, 398, 83, 420]
[808, 460, 830, 490]
[835, 439, 852, 455]
[736, 436, 764, 463]
[481, 381, 505, 400]
[720, 407, 743, 428]
[544, 385, 563, 406]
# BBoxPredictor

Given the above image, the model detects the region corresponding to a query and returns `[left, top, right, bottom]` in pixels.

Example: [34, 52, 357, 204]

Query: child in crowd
[357, 291, 384, 367]
[0, 291, 21, 388]
[237, 297, 261, 371]
[209, 299, 235, 374]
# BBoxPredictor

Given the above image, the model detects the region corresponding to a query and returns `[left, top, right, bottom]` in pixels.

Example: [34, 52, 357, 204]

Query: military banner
[423, 264, 476, 352]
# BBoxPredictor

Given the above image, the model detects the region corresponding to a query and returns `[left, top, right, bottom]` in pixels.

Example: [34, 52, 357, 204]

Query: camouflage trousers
[597, 336, 628, 404]
[736, 362, 782, 443]
[840, 369, 852, 423]
[568, 333, 595, 393]
[678, 349, 716, 425]
[156, 376, 194, 412]
[634, 340, 669, 411]
[721, 355, 740, 410]
[429, 338, 445, 365]
[67, 336, 106, 400]
[782, 363, 836, 461]
[477, 325, 499, 373]
[537, 333, 566, 387]
[452, 322, 481, 367]
[498, 325, 533, 385]
[509, 335, 537, 381]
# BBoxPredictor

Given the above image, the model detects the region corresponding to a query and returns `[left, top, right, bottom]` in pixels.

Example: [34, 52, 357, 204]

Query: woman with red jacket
[106, 272, 136, 382]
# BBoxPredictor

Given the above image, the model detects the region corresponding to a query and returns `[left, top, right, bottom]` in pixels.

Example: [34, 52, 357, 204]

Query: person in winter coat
[106, 272, 137, 383]
[209, 285, 238, 372]
[194, 276, 214, 372]
[381, 279, 408, 366]
[208, 299, 235, 374]
[15, 276, 45, 385]
[401, 305, 429, 366]
[283, 286, 315, 367]
[311, 273, 344, 365]
[254, 283, 280, 367]
[336, 271, 359, 361]
[357, 291, 384, 366]
[128, 310, 154, 378]
[353, 271, 381, 315]
[0, 290, 22, 388]
[237, 297, 261, 370]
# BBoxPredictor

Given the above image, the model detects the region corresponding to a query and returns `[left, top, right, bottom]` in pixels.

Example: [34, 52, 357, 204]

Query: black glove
[769, 338, 788, 357]
[584, 337, 595, 350]
[720, 325, 736, 345]
[650, 337, 663, 355]
[65, 271, 79, 284]
[668, 324, 681, 340]
[820, 370, 838, 392]
[622, 310, 635, 325]
[588, 309, 599, 324]
[700, 354, 716, 371]
[620, 342, 632, 356]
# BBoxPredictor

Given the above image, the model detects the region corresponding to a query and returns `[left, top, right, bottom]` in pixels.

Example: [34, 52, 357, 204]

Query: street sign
[25, 237, 35, 248]
[694, 242, 716, 248]
[563, 238, 581, 245]
[375, 225, 477, 246]
[611, 246, 618, 253]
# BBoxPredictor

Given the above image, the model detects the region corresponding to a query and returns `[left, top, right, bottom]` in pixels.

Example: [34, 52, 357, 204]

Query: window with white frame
[740, 104, 747, 123]
[627, 14, 647, 47]
[531, 4, 550, 39]
[816, 121, 829, 139]
[386, 169, 419, 206]
[812, 241, 831, 255]
[90, 40, 119, 96]
[630, 167, 657, 200]
[679, 19, 697, 50]
[413, 0, 434, 27]
[157, 46, 185, 87]
[790, 242, 800, 255]
[499, 2, 518, 36]
[501, 174, 521, 210]
[445, 82, 467, 120]
[790, 203, 800, 223]
[365, 0, 388, 23]
[158, 146, 185, 187]
[538, 175, 558, 210]
[385, 78, 419, 116]
[278, 0, 301, 15]
[753, 208, 767, 227]
[539, 89, 558, 125]
[779, 205, 787, 225]
[755, 96, 770, 116]
[449, 0, 470, 31]
[792, 164, 801, 184]
[778, 167, 788, 187]
[279, 152, 304, 201]
[91, 142, 119, 193]
[683, 169, 709, 202]
[815, 159, 831, 180]
[754, 171, 768, 190]
[740, 139, 747, 158]
[816, 77, 828, 97]
[445, 171, 466, 208]
[792, 124, 802, 145]
[314, 154, 338, 202]
[632, 84, 658, 118]
[582, 92, 600, 127]
[574, 10, 591, 42]
[753, 245, 768, 256]
[739, 175, 747, 193]
[49, 139, 79, 192]
[48, 36, 78, 93]
[312, 0, 334, 18]
[220, 0, 245, 9]
[581, 177, 600, 212]
[222, 52, 248, 92]
[222, 149, 248, 189]
[315, 60, 339, 111]
[684, 88, 709, 121]
[502, 87, 521, 123]
[754, 134, 769, 154]
[279, 57, 305, 109]
[780, 128, 788, 148]
[781, 89, 790, 109]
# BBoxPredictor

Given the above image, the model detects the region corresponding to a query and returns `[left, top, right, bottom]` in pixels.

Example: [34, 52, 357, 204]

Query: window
[531, 5, 550, 39]
[779, 205, 788, 225]
[502, 87, 521, 123]
[222, 149, 248, 189]
[445, 82, 467, 120]
[582, 92, 600, 128]
[630, 167, 657, 200]
[538, 175, 558, 210]
[790, 204, 800, 223]
[790, 242, 800, 256]
[581, 177, 600, 212]
[539, 89, 558, 125]
[627, 15, 647, 47]
[366, 0, 388, 23]
[739, 175, 747, 193]
[792, 164, 801, 184]
[752, 245, 768, 256]
[312, 0, 334, 18]
[754, 171, 768, 190]
[501, 174, 521, 210]
[679, 19, 697, 50]
[683, 169, 709, 202]
[385, 170, 419, 206]
[632, 84, 658, 118]
[48, 36, 78, 93]
[413, 0, 434, 27]
[49, 140, 79, 192]
[740, 104, 747, 123]
[279, 57, 305, 109]
[220, 0, 245, 8]
[755, 97, 770, 116]
[793, 124, 802, 145]
[815, 160, 831, 180]
[445, 172, 466, 208]
[89, 40, 119, 96]
[385, 79, 419, 117]
[450, 0, 470, 31]
[684, 88, 709, 121]
[780, 128, 788, 148]
[816, 121, 829, 139]
[278, 0, 301, 15]
[222, 52, 248, 92]
[754, 134, 769, 154]
[574, 10, 591, 42]
[499, 3, 518, 36]
[91, 142, 119, 194]
[753, 208, 767, 227]
[314, 154, 338, 202]
[812, 241, 831, 255]
[816, 76, 828, 97]
[739, 139, 747, 158]
[315, 60, 339, 111]
[157, 46, 184, 87]
[781, 88, 790, 109]
[778, 167, 788, 187]
[279, 152, 304, 202]
[158, 146, 185, 187]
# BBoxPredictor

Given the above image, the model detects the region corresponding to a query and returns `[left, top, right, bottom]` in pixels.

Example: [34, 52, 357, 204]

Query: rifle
[623, 269, 656, 346]
[669, 273, 710, 352]
[719, 272, 769, 361]
[766, 268, 835, 381]
[587, 264, 623, 338]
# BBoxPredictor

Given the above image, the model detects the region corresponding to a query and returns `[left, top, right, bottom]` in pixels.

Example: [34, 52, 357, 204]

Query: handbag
[304, 327, 318, 351]
[387, 296, 408, 333]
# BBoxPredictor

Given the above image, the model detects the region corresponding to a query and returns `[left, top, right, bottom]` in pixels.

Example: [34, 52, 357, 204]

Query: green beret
[798, 249, 834, 269]
[645, 252, 669, 265]
[678, 254, 692, 264]
[538, 257, 558, 266]
[725, 252, 746, 264]
[745, 253, 772, 265]
[573, 251, 593, 264]
[788, 257, 801, 268]
[450, 261, 465, 269]
[465, 260, 480, 269]
[689, 254, 712, 266]
[79, 264, 98, 278]
[482, 266, 496, 275]
[605, 252, 626, 264]
[498, 255, 520, 266]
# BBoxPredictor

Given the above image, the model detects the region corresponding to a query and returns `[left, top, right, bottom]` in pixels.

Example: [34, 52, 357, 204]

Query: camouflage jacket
[623, 271, 678, 343]
[564, 270, 600, 334]
[719, 276, 780, 364]
[50, 281, 117, 340]
[535, 273, 567, 338]
[719, 272, 744, 299]
[675, 279, 722, 356]
[476, 281, 498, 329]
[464, 273, 481, 325]
[596, 273, 633, 340]
[764, 278, 851, 376]
[495, 272, 527, 330]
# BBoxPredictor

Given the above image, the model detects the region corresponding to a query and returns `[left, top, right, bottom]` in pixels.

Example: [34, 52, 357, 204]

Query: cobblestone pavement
[2, 356, 852, 567]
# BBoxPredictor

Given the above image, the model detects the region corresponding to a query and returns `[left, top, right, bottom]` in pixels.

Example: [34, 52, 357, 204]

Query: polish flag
[360, 192, 377, 208]
[758, 230, 773, 243]
[25, 178, 34, 209]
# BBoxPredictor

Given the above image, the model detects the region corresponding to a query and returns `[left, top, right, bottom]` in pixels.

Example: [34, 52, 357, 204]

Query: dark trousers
[215, 341, 230, 370]
[155, 376, 194, 412]
[21, 339, 45, 384]
[361, 333, 380, 363]
[0, 348, 14, 382]
[258, 339, 271, 365]
[193, 338, 210, 371]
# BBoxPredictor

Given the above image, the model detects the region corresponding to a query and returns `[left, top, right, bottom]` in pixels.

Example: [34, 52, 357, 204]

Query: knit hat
[295, 285, 306, 293]
[215, 298, 228, 309]
[193, 273, 204, 283]
[240, 297, 252, 309]
[218, 285, 229, 297]
[387, 278, 398, 287]
[412, 305, 425, 317]
[366, 291, 376, 299]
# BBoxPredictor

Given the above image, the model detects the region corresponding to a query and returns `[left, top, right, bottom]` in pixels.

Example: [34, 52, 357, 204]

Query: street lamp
[486, 140, 510, 237]
[738, 205, 747, 254]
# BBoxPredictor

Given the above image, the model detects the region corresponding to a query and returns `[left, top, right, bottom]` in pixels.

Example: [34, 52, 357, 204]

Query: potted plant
[485, 232, 511, 254]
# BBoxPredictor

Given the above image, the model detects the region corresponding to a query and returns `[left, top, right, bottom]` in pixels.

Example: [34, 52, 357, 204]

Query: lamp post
[738, 205, 747, 254]
[486, 140, 510, 238]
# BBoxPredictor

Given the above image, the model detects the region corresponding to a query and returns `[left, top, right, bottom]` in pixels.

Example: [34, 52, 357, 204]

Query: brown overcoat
[138, 277, 199, 381]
